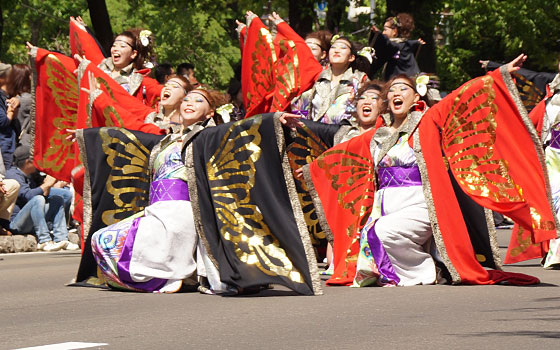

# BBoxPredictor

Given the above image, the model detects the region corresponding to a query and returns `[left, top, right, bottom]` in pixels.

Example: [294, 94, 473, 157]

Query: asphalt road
[1, 229, 559, 350]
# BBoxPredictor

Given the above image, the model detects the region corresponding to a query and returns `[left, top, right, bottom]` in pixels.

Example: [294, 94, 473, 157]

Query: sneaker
[57, 240, 80, 251]
[37, 241, 63, 252]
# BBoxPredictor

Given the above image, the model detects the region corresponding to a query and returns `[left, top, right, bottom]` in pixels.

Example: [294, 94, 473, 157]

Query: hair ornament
[216, 103, 234, 123]
[139, 30, 152, 47]
[416, 75, 429, 97]
[330, 34, 341, 44]
[357, 47, 375, 64]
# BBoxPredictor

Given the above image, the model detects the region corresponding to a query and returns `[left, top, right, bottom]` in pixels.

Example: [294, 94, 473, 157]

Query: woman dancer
[304, 30, 332, 67]
[145, 75, 192, 131]
[305, 55, 555, 287]
[97, 28, 161, 106]
[292, 36, 370, 124]
[369, 13, 425, 80]
[89, 87, 226, 293]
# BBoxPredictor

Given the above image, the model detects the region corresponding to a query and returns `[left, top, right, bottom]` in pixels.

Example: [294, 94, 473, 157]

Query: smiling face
[387, 77, 419, 119]
[356, 89, 382, 129]
[111, 35, 137, 70]
[328, 39, 355, 68]
[180, 90, 213, 126]
[160, 78, 188, 110]
[305, 38, 326, 62]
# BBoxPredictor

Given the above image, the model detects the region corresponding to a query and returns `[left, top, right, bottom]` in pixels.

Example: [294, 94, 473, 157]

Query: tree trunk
[288, 0, 314, 37]
[326, 0, 346, 34]
[86, 0, 113, 55]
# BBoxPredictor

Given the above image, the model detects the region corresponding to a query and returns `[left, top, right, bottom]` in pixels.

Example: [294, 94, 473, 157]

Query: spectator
[177, 62, 199, 87]
[6, 64, 32, 148]
[0, 149, 19, 236]
[0, 65, 17, 170]
[154, 63, 174, 84]
[0, 62, 11, 102]
[6, 146, 78, 251]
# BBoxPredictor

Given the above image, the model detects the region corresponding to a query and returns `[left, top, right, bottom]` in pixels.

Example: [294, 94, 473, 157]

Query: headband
[114, 39, 134, 49]
[186, 90, 211, 106]
[166, 79, 188, 95]
[389, 81, 415, 91]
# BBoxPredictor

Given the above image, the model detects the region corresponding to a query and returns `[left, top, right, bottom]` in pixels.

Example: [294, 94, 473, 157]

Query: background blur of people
[154, 63, 174, 84]
[226, 78, 245, 121]
[177, 62, 199, 88]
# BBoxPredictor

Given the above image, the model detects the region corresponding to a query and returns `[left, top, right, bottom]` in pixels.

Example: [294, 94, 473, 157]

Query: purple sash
[149, 179, 189, 204]
[378, 166, 422, 189]
[549, 129, 560, 149]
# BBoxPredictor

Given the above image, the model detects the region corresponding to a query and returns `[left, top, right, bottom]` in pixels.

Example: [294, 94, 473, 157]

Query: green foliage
[2, 0, 560, 91]
[437, 0, 560, 90]
[1, 0, 88, 63]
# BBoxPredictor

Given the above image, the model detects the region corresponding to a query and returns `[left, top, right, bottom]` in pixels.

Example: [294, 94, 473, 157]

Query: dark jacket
[0, 93, 16, 169]
[369, 31, 421, 80]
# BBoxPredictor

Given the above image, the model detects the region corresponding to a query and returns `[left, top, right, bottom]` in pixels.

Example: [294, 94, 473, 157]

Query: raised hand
[506, 53, 527, 74]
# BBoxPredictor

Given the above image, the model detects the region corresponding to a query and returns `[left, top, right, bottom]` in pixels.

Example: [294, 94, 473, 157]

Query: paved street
[1, 229, 559, 350]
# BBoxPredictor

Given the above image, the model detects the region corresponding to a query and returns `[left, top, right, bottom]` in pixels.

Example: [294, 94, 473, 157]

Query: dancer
[369, 13, 425, 80]
[145, 75, 192, 131]
[292, 36, 370, 124]
[304, 30, 332, 67]
[304, 55, 555, 287]
[86, 87, 225, 293]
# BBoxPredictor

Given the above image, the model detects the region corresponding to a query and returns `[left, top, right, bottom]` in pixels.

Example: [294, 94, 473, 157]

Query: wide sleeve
[303, 129, 376, 286]
[77, 61, 165, 135]
[419, 67, 556, 283]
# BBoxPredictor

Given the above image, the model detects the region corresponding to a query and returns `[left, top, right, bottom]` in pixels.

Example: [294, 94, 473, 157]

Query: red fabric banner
[31, 48, 79, 182]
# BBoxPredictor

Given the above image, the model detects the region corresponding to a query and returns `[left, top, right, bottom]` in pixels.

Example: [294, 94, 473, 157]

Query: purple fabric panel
[116, 218, 167, 292]
[378, 166, 422, 189]
[292, 110, 309, 117]
[366, 221, 400, 284]
[149, 179, 190, 204]
[549, 129, 560, 149]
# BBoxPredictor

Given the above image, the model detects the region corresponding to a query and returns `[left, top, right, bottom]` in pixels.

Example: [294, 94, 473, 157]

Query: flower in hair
[216, 103, 234, 123]
[139, 30, 152, 47]
[416, 75, 429, 97]
[357, 47, 375, 64]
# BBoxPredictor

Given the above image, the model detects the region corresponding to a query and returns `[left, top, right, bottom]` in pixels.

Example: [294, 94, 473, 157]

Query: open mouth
[161, 90, 172, 101]
[392, 98, 403, 109]
[362, 106, 372, 117]
[183, 108, 195, 114]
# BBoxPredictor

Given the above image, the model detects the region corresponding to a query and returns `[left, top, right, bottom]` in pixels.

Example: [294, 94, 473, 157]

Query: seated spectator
[177, 62, 199, 87]
[0, 151, 19, 235]
[154, 63, 174, 84]
[6, 146, 78, 251]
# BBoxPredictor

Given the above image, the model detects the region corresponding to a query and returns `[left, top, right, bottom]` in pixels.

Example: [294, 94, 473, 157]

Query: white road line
[13, 342, 108, 350]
